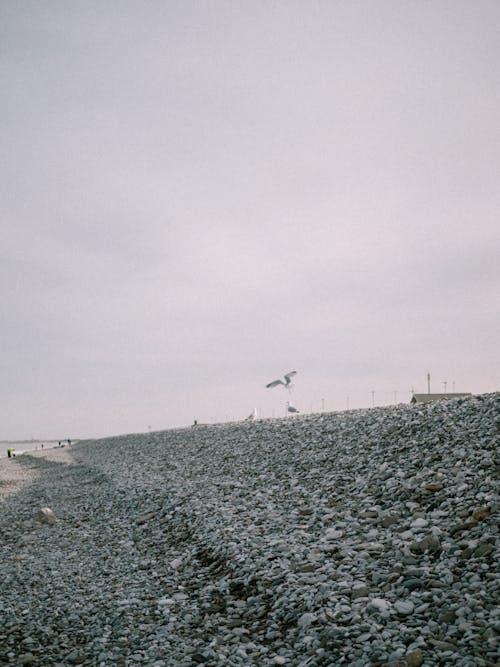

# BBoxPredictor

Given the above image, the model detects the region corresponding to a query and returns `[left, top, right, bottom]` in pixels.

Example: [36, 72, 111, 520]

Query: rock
[404, 649, 424, 666]
[17, 654, 35, 665]
[394, 600, 414, 615]
[439, 610, 457, 624]
[351, 585, 369, 599]
[409, 533, 441, 554]
[297, 612, 317, 629]
[37, 507, 57, 525]
[422, 483, 442, 492]
[370, 598, 392, 614]
[402, 578, 422, 591]
[324, 528, 343, 540]
[380, 514, 400, 528]
[471, 507, 490, 522]
[136, 511, 155, 525]
[429, 639, 456, 651]
[474, 542, 494, 557]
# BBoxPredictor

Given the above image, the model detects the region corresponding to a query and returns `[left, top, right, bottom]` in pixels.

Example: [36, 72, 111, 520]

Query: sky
[1, 1, 499, 440]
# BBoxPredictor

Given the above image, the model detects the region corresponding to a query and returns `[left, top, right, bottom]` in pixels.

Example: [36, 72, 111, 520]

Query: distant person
[7, 448, 12, 458]
[67, 439, 71, 446]
[41, 443, 44, 449]
[58, 441, 61, 447]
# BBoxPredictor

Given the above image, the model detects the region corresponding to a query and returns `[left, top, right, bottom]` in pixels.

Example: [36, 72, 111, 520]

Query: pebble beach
[0, 393, 498, 666]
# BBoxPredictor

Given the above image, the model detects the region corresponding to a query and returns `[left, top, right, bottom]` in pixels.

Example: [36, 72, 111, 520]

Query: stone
[380, 514, 400, 528]
[351, 586, 369, 599]
[324, 528, 343, 540]
[471, 507, 490, 522]
[429, 639, 456, 651]
[409, 533, 441, 554]
[297, 612, 317, 629]
[370, 598, 392, 614]
[37, 507, 57, 525]
[402, 578, 422, 591]
[404, 649, 424, 667]
[439, 610, 457, 624]
[422, 483, 442, 492]
[473, 542, 494, 557]
[394, 600, 414, 615]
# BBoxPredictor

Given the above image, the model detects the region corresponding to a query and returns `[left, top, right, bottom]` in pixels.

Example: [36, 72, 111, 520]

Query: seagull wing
[266, 379, 285, 388]
[284, 370, 297, 384]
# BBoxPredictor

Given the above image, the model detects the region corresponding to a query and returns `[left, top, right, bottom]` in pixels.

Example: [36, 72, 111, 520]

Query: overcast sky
[1, 1, 499, 440]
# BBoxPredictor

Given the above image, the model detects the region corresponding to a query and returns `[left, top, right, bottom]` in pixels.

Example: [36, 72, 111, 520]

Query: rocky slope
[0, 393, 498, 666]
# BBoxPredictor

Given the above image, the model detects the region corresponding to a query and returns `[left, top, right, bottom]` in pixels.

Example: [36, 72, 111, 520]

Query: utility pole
[452, 381, 455, 392]
[427, 373, 431, 394]
[346, 396, 350, 411]
[442, 381, 447, 394]
[321, 397, 325, 412]
[371, 390, 375, 407]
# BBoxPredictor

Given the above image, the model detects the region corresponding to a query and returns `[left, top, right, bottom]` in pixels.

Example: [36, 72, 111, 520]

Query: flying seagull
[266, 370, 297, 389]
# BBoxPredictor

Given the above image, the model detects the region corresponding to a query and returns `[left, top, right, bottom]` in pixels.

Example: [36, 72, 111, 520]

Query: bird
[266, 370, 297, 389]
[287, 401, 299, 413]
[245, 408, 257, 421]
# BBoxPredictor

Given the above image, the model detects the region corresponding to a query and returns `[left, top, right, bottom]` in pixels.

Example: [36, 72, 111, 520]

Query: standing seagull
[286, 401, 299, 413]
[266, 370, 297, 389]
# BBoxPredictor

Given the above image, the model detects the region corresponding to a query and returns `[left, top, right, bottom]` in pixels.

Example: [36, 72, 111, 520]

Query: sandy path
[0, 446, 75, 502]
[25, 446, 76, 464]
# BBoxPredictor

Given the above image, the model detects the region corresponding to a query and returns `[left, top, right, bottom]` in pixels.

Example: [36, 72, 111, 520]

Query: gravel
[0, 393, 498, 666]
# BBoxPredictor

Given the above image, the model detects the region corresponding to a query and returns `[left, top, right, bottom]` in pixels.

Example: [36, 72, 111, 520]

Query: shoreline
[0, 446, 75, 502]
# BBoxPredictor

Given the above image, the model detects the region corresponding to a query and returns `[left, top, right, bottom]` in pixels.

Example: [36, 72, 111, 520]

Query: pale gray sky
[2, 1, 499, 439]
